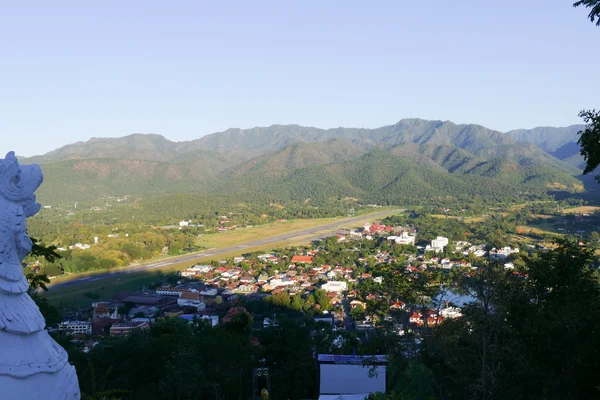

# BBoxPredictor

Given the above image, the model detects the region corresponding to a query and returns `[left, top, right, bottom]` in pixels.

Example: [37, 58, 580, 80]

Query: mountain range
[21, 119, 589, 205]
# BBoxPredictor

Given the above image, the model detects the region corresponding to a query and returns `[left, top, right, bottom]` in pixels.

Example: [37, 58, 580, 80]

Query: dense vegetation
[48, 235, 600, 400]
[27, 118, 587, 206]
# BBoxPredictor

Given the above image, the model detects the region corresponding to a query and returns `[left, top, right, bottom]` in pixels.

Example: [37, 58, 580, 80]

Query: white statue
[0, 152, 80, 399]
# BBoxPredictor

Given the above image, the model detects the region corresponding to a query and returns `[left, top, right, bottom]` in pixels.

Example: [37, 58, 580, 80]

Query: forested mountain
[506, 124, 585, 168]
[24, 119, 588, 205]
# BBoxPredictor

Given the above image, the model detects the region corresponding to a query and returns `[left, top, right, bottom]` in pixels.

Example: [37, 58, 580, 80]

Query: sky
[1, 1, 598, 156]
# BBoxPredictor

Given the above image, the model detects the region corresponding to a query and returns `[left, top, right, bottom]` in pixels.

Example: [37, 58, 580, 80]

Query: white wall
[320, 364, 386, 395]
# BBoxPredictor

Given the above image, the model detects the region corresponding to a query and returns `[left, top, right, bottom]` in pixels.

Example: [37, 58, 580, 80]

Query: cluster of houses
[408, 307, 463, 327]
[57, 219, 523, 340]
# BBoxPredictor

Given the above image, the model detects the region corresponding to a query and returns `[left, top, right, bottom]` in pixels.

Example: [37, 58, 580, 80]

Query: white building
[321, 281, 348, 294]
[59, 320, 92, 335]
[394, 231, 416, 245]
[181, 264, 213, 277]
[200, 288, 218, 297]
[431, 236, 449, 250]
[440, 307, 463, 319]
[269, 278, 295, 287]
[179, 220, 192, 227]
[177, 291, 206, 311]
[156, 285, 186, 297]
[69, 243, 91, 250]
[199, 315, 219, 327]
[493, 247, 520, 259]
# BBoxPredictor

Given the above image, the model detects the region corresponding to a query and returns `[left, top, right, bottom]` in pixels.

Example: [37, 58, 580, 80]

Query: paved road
[48, 208, 402, 292]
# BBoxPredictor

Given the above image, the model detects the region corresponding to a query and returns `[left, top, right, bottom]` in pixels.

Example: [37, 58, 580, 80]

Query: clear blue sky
[1, 0, 598, 156]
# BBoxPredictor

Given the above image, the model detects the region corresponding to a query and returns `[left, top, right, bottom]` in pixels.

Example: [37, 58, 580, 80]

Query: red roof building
[291, 255, 314, 264]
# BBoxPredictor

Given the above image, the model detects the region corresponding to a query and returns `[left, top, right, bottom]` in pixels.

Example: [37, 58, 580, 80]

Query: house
[409, 312, 424, 326]
[315, 315, 335, 326]
[291, 255, 314, 264]
[321, 281, 347, 294]
[237, 284, 257, 293]
[110, 320, 150, 336]
[181, 264, 213, 277]
[491, 247, 520, 259]
[200, 287, 218, 297]
[177, 291, 206, 311]
[239, 276, 256, 284]
[440, 307, 462, 319]
[199, 315, 219, 327]
[390, 301, 405, 310]
[59, 320, 92, 335]
[263, 317, 279, 328]
[350, 300, 367, 309]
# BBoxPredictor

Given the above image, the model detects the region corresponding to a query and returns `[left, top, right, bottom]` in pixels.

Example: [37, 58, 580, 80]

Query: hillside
[506, 125, 585, 168]
[25, 118, 588, 205]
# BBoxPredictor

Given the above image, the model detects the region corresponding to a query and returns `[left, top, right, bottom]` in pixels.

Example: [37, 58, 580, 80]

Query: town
[56, 217, 522, 345]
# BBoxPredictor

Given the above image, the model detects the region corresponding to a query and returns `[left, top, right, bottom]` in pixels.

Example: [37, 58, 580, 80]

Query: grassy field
[195, 217, 357, 249]
[430, 214, 486, 223]
[44, 207, 401, 308]
[560, 206, 600, 214]
[517, 224, 563, 236]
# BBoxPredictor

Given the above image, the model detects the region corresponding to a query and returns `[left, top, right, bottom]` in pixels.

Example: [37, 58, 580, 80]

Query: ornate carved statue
[0, 152, 80, 399]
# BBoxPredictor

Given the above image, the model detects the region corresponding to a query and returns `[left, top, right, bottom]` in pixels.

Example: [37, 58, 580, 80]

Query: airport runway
[48, 209, 402, 291]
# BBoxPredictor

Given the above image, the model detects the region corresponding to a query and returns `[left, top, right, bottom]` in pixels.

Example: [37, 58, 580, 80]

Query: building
[199, 315, 219, 327]
[431, 236, 449, 250]
[92, 302, 119, 320]
[291, 255, 314, 264]
[155, 286, 186, 297]
[59, 320, 92, 335]
[394, 231, 416, 245]
[181, 264, 213, 277]
[177, 291, 206, 311]
[109, 320, 150, 336]
[321, 281, 348, 294]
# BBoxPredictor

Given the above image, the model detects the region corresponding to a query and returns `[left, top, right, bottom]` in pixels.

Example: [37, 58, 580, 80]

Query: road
[48, 208, 402, 292]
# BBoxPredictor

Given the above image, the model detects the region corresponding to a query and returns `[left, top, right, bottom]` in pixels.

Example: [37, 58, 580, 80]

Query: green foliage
[270, 292, 291, 308]
[313, 289, 331, 311]
[577, 109, 600, 179]
[425, 240, 600, 399]
[574, 0, 600, 25]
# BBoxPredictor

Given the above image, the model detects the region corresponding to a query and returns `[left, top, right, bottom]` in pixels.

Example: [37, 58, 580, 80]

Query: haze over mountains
[24, 118, 587, 205]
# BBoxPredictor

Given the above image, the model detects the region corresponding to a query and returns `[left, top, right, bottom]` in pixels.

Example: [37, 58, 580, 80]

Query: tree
[574, 0, 600, 25]
[290, 294, 304, 311]
[26, 239, 63, 327]
[271, 292, 291, 308]
[577, 109, 600, 180]
[314, 289, 331, 311]
[350, 305, 366, 321]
